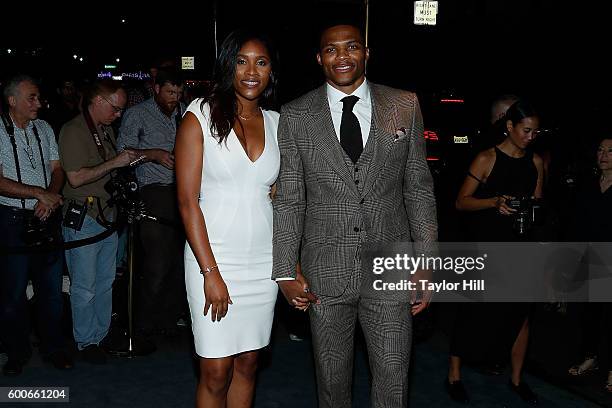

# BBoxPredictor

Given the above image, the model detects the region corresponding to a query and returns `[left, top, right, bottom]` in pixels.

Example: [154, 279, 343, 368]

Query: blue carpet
[0, 323, 605, 408]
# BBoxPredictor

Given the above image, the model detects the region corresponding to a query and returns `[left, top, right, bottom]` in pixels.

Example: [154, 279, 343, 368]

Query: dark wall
[1, 1, 609, 129]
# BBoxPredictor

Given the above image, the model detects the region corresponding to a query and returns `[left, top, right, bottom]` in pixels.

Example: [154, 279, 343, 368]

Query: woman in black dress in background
[446, 100, 544, 404]
[567, 137, 612, 393]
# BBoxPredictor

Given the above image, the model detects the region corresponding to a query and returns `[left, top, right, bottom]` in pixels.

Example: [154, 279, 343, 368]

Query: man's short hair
[3, 74, 37, 103]
[82, 79, 123, 108]
[155, 70, 183, 88]
[315, 4, 366, 49]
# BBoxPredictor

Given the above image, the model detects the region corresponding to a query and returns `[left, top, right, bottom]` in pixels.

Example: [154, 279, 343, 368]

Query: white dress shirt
[326, 79, 372, 147]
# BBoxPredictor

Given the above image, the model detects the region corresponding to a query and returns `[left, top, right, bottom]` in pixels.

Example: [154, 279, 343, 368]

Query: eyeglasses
[101, 95, 125, 114]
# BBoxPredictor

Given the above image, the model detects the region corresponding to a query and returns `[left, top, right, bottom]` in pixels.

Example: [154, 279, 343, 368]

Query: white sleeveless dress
[184, 99, 279, 358]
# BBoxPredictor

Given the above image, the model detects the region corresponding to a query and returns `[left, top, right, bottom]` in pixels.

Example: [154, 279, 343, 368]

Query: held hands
[278, 266, 320, 312]
[494, 195, 516, 216]
[203, 270, 233, 322]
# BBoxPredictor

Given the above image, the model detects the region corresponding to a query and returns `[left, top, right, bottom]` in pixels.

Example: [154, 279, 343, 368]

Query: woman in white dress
[175, 30, 280, 408]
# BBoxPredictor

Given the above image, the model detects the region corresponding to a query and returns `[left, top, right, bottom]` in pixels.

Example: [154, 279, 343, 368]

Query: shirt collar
[8, 112, 34, 130]
[326, 78, 370, 108]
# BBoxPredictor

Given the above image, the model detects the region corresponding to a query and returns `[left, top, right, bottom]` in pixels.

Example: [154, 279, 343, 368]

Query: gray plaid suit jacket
[272, 82, 437, 296]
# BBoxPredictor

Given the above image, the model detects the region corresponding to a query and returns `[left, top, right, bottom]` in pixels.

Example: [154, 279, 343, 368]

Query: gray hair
[3, 74, 38, 102]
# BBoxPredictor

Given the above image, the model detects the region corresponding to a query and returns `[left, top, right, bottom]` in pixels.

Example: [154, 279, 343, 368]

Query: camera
[104, 168, 142, 221]
[23, 211, 63, 247]
[507, 197, 543, 235]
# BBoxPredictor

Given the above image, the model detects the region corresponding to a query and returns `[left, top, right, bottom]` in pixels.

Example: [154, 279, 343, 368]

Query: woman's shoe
[445, 379, 469, 403]
[568, 355, 598, 376]
[509, 380, 538, 405]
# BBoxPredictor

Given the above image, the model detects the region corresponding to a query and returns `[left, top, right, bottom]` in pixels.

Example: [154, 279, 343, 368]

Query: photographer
[456, 99, 544, 241]
[58, 79, 138, 364]
[446, 99, 544, 404]
[117, 70, 186, 337]
[0, 75, 72, 375]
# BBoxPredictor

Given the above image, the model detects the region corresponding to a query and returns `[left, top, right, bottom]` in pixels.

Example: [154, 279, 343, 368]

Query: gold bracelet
[200, 265, 219, 275]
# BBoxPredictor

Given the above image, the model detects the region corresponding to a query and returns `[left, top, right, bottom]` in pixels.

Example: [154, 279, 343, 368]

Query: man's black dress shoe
[446, 379, 470, 403]
[47, 350, 74, 370]
[3, 359, 24, 376]
[509, 380, 538, 405]
[80, 345, 107, 364]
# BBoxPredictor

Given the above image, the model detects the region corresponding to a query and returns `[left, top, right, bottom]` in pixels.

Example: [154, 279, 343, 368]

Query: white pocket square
[394, 127, 408, 142]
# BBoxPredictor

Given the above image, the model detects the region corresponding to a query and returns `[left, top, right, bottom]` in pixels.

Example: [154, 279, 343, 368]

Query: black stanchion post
[106, 212, 155, 358]
[127, 222, 135, 355]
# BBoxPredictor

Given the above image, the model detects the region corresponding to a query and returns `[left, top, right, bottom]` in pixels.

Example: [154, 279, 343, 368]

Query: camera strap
[468, 170, 507, 201]
[95, 196, 117, 229]
[83, 109, 109, 162]
[467, 171, 485, 185]
[2, 113, 26, 209]
[81, 111, 120, 229]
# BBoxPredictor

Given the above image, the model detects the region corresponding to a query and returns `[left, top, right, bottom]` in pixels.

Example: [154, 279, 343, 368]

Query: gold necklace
[238, 111, 260, 121]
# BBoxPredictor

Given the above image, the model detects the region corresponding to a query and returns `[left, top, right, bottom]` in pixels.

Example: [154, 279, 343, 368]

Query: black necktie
[340, 95, 363, 163]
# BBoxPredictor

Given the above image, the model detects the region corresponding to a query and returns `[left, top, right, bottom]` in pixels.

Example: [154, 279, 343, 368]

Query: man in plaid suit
[272, 22, 438, 407]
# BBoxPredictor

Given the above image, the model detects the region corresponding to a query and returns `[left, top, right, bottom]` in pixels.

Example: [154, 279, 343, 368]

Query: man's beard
[157, 99, 176, 115]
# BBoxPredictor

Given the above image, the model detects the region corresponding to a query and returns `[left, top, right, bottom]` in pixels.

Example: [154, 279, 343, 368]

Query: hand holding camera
[494, 195, 516, 216]
[506, 196, 543, 235]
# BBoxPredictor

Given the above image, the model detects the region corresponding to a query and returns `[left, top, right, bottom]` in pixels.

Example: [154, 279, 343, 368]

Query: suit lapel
[307, 85, 360, 197]
[361, 83, 399, 198]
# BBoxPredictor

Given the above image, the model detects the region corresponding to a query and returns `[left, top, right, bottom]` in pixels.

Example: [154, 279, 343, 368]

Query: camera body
[23, 211, 63, 247]
[104, 168, 142, 221]
[507, 196, 543, 235]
